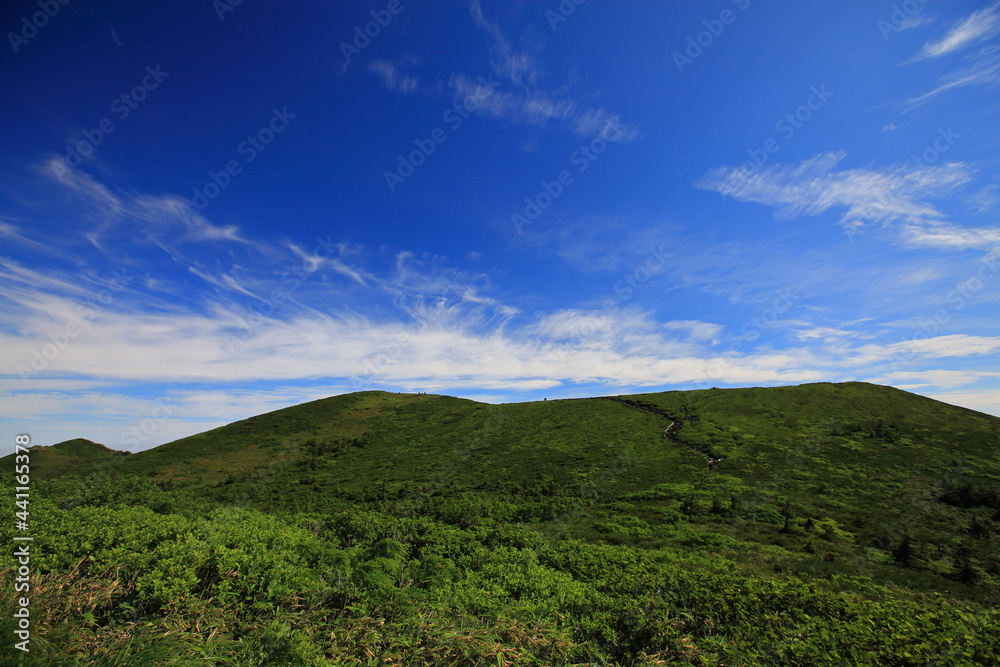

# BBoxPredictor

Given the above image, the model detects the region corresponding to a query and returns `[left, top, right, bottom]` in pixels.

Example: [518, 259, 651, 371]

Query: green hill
[3, 382, 999, 665]
[5, 437, 131, 481]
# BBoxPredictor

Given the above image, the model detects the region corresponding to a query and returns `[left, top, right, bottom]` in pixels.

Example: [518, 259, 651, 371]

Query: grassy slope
[5, 438, 131, 481]
[4, 381, 1000, 664]
[12, 382, 997, 601]
[126, 390, 703, 506]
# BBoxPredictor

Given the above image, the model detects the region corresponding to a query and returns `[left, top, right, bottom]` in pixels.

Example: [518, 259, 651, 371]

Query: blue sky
[2, 0, 999, 451]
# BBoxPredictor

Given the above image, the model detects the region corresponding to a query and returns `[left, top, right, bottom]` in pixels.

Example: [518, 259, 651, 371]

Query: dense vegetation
[3, 382, 999, 665]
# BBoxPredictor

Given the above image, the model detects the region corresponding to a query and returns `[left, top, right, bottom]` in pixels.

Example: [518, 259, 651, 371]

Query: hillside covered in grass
[5, 438, 130, 482]
[3, 382, 999, 665]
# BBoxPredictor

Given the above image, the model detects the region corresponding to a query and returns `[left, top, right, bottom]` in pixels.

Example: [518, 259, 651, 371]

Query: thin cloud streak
[698, 151, 975, 241]
[918, 1, 1000, 59]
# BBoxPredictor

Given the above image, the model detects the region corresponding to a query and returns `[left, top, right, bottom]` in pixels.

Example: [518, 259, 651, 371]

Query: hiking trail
[601, 396, 723, 466]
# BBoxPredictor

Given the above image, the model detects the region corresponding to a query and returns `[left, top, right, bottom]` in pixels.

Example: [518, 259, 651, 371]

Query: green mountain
[3, 382, 999, 665]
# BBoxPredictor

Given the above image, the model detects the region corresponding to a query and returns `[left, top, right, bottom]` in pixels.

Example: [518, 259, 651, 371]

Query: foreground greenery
[2, 382, 999, 665]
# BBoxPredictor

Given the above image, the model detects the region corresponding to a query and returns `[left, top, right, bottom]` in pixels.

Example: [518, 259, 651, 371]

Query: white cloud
[39, 157, 252, 253]
[898, 221, 1000, 252]
[906, 45, 1000, 106]
[6, 159, 1000, 448]
[140, 196, 245, 244]
[0, 219, 55, 253]
[0, 257, 107, 304]
[450, 2, 637, 142]
[872, 368, 1000, 389]
[699, 152, 970, 231]
[448, 74, 637, 142]
[906, 2, 1000, 107]
[918, 2, 1000, 59]
[895, 333, 1000, 357]
[358, 3, 638, 143]
[923, 388, 1000, 416]
[42, 157, 125, 217]
[468, 0, 539, 88]
[367, 60, 420, 94]
[6, 294, 1000, 446]
[286, 241, 370, 286]
[969, 184, 1000, 212]
[662, 320, 723, 344]
[792, 326, 865, 342]
[531, 309, 617, 342]
[898, 266, 942, 284]
[0, 290, 819, 390]
[0, 378, 120, 392]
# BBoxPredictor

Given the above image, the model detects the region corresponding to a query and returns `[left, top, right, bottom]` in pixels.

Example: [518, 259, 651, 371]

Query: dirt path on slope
[601, 396, 722, 464]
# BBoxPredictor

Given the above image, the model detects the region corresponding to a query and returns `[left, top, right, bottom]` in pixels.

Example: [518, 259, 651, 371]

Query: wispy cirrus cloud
[0, 219, 53, 252]
[459, 1, 637, 142]
[697, 151, 985, 248]
[1, 284, 811, 389]
[22, 163, 988, 413]
[905, 3, 1000, 106]
[286, 241, 371, 286]
[43, 158, 125, 220]
[6, 153, 1000, 453]
[897, 220, 1000, 251]
[468, 0, 540, 88]
[360, 3, 637, 142]
[877, 333, 1000, 359]
[39, 157, 250, 252]
[662, 320, 724, 344]
[17, 172, 991, 395]
[6, 262, 1000, 449]
[906, 45, 1000, 106]
[697, 151, 966, 223]
[917, 1, 1000, 59]
[448, 74, 637, 142]
[367, 59, 421, 94]
[791, 325, 874, 343]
